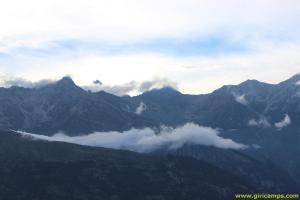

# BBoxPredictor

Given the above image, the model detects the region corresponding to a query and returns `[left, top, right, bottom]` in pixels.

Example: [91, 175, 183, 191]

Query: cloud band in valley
[15, 123, 248, 153]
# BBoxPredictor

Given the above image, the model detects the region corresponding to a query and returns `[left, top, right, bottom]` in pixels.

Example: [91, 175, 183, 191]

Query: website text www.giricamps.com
[235, 193, 299, 199]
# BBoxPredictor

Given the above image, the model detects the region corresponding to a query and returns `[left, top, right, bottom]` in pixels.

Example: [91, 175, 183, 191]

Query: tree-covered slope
[0, 130, 256, 200]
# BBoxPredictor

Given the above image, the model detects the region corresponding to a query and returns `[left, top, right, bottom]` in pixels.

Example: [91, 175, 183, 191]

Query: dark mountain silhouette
[0, 130, 259, 200]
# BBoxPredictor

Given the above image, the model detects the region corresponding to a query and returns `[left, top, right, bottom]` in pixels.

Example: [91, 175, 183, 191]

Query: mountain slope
[165, 145, 299, 192]
[0, 130, 257, 200]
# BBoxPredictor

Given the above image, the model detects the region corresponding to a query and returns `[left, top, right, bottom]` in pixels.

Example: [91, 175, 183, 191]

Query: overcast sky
[0, 0, 299, 94]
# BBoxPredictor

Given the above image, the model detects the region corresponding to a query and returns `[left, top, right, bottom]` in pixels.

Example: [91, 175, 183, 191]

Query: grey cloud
[248, 118, 271, 128]
[0, 76, 54, 88]
[93, 80, 102, 85]
[15, 123, 248, 153]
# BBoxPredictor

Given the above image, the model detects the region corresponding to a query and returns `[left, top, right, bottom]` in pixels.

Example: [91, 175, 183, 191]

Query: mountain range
[1, 74, 299, 135]
[0, 74, 300, 198]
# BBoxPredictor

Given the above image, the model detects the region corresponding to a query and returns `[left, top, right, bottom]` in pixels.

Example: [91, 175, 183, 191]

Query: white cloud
[138, 78, 178, 93]
[0, 0, 299, 47]
[0, 73, 177, 96]
[234, 94, 248, 105]
[135, 102, 147, 115]
[0, 1, 299, 94]
[248, 118, 271, 128]
[83, 81, 138, 96]
[15, 123, 248, 153]
[296, 81, 300, 85]
[82, 77, 177, 96]
[0, 0, 299, 59]
[0, 75, 55, 88]
[1, 41, 298, 95]
[274, 114, 291, 129]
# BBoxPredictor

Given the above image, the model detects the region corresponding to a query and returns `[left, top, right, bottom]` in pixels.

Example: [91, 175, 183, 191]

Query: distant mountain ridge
[0, 74, 299, 135]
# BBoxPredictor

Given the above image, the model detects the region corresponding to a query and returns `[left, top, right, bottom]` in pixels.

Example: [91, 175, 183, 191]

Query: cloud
[249, 115, 292, 130]
[252, 144, 261, 149]
[135, 102, 147, 115]
[0, 0, 300, 49]
[0, 74, 177, 96]
[274, 114, 291, 129]
[0, 39, 299, 95]
[85, 81, 138, 96]
[248, 118, 271, 128]
[233, 93, 248, 105]
[0, 1, 299, 95]
[0, 75, 54, 88]
[139, 78, 178, 93]
[296, 81, 300, 85]
[82, 81, 137, 96]
[93, 80, 102, 85]
[82, 77, 177, 96]
[15, 123, 248, 153]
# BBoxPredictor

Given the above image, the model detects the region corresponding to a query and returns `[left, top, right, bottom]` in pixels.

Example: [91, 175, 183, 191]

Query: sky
[0, 0, 300, 94]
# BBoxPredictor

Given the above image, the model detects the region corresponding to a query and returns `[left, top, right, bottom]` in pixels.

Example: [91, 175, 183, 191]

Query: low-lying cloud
[135, 102, 147, 115]
[84, 81, 138, 96]
[248, 118, 271, 128]
[232, 93, 248, 105]
[16, 123, 248, 153]
[274, 114, 291, 129]
[139, 78, 178, 93]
